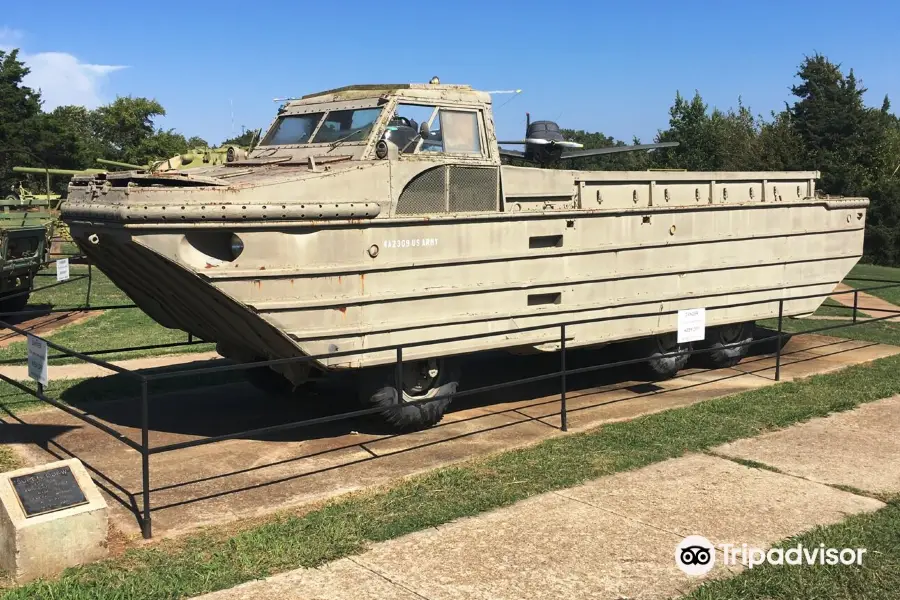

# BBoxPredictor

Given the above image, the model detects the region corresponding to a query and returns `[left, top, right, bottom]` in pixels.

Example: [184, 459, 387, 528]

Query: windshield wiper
[326, 127, 370, 153]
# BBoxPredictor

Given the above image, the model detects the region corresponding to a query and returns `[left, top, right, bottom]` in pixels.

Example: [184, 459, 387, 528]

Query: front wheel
[696, 322, 755, 369]
[358, 358, 460, 431]
[635, 333, 691, 380]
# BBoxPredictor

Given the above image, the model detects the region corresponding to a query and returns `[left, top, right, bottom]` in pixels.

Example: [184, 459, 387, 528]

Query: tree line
[0, 48, 247, 194]
[2, 49, 899, 263]
[563, 55, 900, 265]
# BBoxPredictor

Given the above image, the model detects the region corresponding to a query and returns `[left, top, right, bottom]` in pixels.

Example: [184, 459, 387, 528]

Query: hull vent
[397, 166, 498, 215]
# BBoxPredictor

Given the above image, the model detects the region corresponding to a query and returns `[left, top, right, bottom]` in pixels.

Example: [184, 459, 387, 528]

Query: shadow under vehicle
[60, 81, 868, 430]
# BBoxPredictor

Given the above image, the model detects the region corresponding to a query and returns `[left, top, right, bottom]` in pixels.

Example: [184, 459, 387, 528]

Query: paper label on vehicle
[27, 334, 48, 386]
[677, 308, 706, 344]
[56, 258, 70, 282]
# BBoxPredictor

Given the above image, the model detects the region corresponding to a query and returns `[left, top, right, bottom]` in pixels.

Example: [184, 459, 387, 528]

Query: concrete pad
[715, 396, 900, 496]
[557, 453, 884, 550]
[731, 334, 899, 381]
[354, 492, 735, 600]
[532, 368, 770, 431]
[198, 557, 421, 600]
[6, 334, 897, 539]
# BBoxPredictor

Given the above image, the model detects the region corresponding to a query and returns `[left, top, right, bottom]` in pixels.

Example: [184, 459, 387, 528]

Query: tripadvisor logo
[675, 535, 868, 576]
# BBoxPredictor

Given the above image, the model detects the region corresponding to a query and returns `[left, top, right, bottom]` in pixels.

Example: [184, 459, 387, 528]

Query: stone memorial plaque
[10, 466, 88, 517]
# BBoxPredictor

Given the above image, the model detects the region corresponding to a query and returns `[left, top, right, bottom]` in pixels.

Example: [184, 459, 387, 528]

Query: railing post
[140, 377, 152, 539]
[775, 299, 784, 382]
[85, 262, 93, 309]
[852, 289, 858, 324]
[395, 347, 403, 404]
[560, 324, 568, 432]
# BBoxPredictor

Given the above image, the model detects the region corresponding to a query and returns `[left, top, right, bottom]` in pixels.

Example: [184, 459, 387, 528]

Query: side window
[386, 104, 482, 155]
[441, 110, 481, 154]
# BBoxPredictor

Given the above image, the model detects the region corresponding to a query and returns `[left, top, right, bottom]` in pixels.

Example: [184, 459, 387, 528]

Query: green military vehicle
[1, 166, 104, 313]
[1, 179, 57, 313]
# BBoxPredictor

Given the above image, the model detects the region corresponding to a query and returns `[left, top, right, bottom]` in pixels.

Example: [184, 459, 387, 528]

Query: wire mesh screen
[448, 167, 498, 213]
[396, 167, 447, 214]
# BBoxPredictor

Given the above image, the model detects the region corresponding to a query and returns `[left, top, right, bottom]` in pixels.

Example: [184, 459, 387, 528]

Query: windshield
[260, 107, 383, 146]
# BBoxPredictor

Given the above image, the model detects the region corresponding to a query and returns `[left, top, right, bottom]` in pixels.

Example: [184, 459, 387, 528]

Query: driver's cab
[382, 101, 489, 158]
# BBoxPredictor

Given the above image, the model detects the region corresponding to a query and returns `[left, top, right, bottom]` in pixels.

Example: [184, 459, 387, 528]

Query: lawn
[847, 263, 900, 306]
[5, 351, 900, 599]
[685, 500, 900, 600]
[3, 264, 213, 366]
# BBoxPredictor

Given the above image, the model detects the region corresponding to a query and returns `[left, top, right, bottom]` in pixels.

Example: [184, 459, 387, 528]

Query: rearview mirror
[419, 121, 430, 139]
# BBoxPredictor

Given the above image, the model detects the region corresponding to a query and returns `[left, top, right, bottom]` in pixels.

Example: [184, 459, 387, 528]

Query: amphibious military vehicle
[60, 81, 868, 429]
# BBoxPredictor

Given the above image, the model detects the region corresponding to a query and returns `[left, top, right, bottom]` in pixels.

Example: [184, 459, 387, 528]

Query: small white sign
[677, 308, 706, 344]
[56, 258, 70, 282]
[27, 335, 48, 386]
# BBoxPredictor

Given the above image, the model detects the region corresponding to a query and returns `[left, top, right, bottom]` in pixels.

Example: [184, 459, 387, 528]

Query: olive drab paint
[60, 81, 868, 396]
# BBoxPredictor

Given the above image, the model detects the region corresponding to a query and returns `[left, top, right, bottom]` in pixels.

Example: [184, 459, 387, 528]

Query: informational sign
[10, 466, 88, 518]
[56, 258, 70, 282]
[27, 334, 48, 386]
[677, 308, 706, 344]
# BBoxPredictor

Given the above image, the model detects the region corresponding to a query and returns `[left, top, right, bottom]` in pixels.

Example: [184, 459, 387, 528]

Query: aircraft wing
[559, 141, 679, 160]
[499, 148, 526, 159]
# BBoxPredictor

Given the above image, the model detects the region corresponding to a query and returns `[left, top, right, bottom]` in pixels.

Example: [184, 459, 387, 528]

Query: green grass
[30, 264, 129, 309]
[684, 501, 900, 600]
[0, 446, 20, 473]
[5, 264, 213, 367]
[0, 309, 213, 366]
[6, 352, 900, 599]
[813, 298, 871, 319]
[847, 263, 900, 307]
[759, 317, 900, 347]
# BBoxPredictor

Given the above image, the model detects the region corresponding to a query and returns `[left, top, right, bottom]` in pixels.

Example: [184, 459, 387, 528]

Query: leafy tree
[221, 128, 261, 149]
[186, 135, 208, 149]
[559, 130, 652, 171]
[0, 49, 43, 193]
[91, 96, 190, 165]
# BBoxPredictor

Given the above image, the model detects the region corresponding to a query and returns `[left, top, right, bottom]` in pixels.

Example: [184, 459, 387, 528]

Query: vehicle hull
[69, 197, 866, 377]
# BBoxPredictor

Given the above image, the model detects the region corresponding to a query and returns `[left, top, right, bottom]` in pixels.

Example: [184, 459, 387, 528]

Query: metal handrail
[3, 266, 899, 539]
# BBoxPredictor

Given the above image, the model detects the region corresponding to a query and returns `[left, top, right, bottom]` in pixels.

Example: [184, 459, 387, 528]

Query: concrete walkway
[830, 282, 900, 322]
[0, 351, 222, 380]
[195, 396, 900, 600]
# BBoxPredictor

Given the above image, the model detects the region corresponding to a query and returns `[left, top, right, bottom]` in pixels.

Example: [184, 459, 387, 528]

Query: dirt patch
[0, 309, 103, 349]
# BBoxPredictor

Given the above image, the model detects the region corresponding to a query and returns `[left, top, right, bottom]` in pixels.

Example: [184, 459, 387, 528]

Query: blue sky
[1, 0, 897, 147]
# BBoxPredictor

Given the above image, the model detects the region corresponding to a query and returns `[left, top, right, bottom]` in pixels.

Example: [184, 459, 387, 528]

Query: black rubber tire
[0, 293, 29, 316]
[697, 322, 754, 369]
[359, 360, 460, 431]
[636, 333, 691, 380]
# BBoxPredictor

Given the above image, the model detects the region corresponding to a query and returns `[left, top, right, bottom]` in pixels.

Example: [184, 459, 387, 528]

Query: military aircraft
[498, 114, 678, 166]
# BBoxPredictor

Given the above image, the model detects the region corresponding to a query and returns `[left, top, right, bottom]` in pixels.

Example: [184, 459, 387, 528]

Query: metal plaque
[10, 466, 88, 518]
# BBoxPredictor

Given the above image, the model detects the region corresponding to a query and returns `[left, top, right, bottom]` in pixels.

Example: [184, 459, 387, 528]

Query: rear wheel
[697, 322, 754, 369]
[359, 358, 459, 431]
[636, 332, 691, 380]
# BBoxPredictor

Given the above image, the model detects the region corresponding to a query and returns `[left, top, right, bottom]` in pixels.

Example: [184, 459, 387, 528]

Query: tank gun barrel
[96, 158, 145, 170]
[12, 166, 100, 176]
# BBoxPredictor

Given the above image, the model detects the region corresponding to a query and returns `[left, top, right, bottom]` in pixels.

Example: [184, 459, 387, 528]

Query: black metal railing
[0, 255, 207, 360]
[1, 272, 899, 539]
